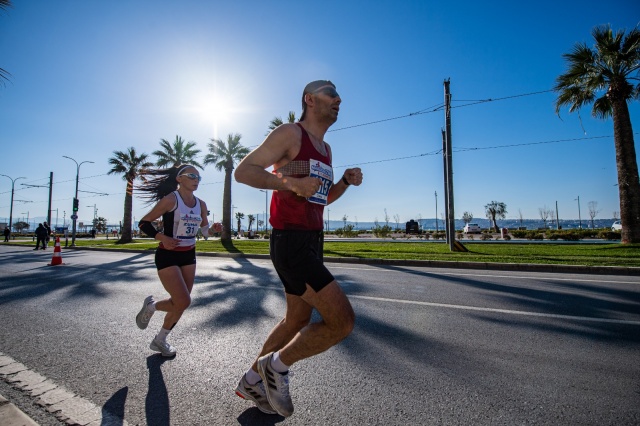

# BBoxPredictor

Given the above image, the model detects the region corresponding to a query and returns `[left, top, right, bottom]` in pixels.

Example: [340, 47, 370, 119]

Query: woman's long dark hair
[137, 164, 193, 204]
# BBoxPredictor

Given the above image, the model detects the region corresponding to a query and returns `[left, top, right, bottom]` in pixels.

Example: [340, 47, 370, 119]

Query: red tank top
[270, 124, 333, 230]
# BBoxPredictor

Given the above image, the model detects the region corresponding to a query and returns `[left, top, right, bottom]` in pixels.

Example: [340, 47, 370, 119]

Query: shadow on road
[146, 355, 172, 426]
[101, 386, 128, 426]
[237, 407, 285, 425]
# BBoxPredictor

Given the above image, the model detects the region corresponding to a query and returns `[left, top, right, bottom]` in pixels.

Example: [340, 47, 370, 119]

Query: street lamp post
[0, 175, 26, 236]
[575, 196, 582, 229]
[259, 190, 269, 232]
[21, 211, 29, 231]
[87, 204, 97, 229]
[435, 191, 438, 233]
[50, 208, 58, 228]
[63, 156, 94, 247]
[231, 205, 237, 233]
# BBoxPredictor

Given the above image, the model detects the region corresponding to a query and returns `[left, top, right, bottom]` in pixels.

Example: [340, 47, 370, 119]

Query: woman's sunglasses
[179, 173, 202, 182]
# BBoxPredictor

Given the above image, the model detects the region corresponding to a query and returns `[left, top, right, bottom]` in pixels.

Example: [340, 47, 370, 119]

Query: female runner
[135, 164, 209, 357]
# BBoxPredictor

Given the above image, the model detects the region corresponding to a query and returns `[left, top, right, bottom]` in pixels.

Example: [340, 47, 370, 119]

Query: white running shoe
[257, 353, 293, 417]
[234, 375, 277, 414]
[135, 295, 155, 330]
[149, 339, 176, 357]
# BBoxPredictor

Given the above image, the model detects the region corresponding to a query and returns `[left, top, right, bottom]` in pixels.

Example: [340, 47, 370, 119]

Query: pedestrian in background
[34, 223, 48, 250]
[43, 221, 52, 248]
[3, 227, 9, 242]
[135, 164, 209, 358]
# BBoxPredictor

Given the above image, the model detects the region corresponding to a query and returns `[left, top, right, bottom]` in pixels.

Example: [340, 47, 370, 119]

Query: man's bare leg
[254, 281, 355, 417]
[250, 293, 313, 372]
[278, 281, 355, 366]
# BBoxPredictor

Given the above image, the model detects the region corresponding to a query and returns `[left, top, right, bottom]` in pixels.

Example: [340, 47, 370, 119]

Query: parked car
[611, 221, 622, 231]
[464, 223, 481, 234]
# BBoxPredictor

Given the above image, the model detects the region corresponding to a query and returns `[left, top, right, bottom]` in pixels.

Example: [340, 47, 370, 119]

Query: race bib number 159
[308, 159, 333, 205]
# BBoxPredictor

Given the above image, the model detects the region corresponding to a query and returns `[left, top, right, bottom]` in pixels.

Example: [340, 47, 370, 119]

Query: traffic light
[73, 198, 79, 212]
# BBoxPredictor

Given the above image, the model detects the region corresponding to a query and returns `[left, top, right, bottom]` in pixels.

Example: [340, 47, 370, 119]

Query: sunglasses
[312, 87, 340, 98]
[179, 173, 202, 182]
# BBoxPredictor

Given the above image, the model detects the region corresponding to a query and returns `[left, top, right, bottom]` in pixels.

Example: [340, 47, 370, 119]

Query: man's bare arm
[328, 167, 363, 204]
[235, 124, 322, 197]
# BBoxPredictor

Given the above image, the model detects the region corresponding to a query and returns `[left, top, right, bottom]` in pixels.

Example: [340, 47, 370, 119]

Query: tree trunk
[612, 99, 640, 244]
[221, 165, 233, 241]
[118, 179, 133, 244]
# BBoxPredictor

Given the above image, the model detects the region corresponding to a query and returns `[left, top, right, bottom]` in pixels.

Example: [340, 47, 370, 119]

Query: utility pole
[575, 196, 582, 229]
[47, 172, 53, 225]
[443, 79, 455, 251]
[555, 201, 560, 230]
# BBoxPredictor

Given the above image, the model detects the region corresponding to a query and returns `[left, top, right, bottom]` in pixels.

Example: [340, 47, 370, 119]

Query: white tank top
[170, 191, 202, 249]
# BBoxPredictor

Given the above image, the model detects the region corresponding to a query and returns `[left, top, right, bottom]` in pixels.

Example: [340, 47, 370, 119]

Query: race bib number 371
[308, 159, 333, 205]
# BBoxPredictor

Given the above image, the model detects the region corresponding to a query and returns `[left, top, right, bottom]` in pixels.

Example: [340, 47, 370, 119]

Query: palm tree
[203, 133, 250, 241]
[485, 201, 507, 232]
[554, 24, 640, 244]
[247, 214, 255, 232]
[0, 0, 12, 88]
[236, 212, 245, 234]
[266, 111, 297, 135]
[153, 135, 203, 169]
[107, 147, 154, 244]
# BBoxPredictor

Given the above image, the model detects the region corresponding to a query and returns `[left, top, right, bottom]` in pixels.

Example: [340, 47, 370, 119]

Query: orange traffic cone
[48, 236, 64, 266]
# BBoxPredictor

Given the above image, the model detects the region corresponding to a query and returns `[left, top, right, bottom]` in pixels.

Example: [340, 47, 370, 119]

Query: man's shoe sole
[234, 386, 277, 414]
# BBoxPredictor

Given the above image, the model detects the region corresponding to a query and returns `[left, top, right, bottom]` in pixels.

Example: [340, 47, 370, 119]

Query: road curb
[70, 246, 640, 276]
[0, 394, 39, 426]
[0, 352, 129, 426]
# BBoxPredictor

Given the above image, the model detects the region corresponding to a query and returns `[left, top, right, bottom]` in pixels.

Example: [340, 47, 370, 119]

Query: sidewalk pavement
[0, 394, 39, 426]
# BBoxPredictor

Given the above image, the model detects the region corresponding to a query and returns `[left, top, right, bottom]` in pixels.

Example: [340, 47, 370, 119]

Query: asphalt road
[0, 246, 639, 425]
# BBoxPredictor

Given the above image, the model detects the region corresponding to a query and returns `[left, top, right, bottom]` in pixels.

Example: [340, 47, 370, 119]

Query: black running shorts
[270, 229, 335, 296]
[154, 247, 196, 271]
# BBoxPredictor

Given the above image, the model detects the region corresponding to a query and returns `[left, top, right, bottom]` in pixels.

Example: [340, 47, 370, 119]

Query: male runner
[233, 80, 363, 417]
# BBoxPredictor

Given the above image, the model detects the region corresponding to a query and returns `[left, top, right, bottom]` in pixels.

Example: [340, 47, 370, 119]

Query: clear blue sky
[1, 0, 639, 230]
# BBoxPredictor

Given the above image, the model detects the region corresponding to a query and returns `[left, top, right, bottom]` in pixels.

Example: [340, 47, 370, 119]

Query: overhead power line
[335, 133, 626, 169]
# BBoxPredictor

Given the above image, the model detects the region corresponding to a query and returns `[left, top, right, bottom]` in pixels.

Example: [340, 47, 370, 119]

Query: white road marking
[350, 294, 640, 326]
[327, 264, 640, 285]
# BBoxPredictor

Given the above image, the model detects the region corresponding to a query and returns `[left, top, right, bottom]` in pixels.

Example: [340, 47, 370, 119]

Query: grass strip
[12, 238, 640, 268]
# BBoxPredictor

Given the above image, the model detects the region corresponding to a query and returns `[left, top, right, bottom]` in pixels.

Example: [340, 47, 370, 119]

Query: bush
[560, 232, 582, 241]
[511, 230, 528, 238]
[598, 231, 621, 241]
[373, 224, 392, 238]
[480, 233, 492, 241]
[526, 231, 544, 240]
